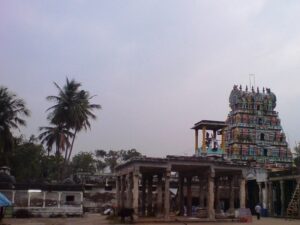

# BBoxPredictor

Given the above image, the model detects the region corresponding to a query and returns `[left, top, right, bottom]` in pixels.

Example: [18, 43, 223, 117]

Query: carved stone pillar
[164, 169, 171, 220]
[229, 176, 235, 213]
[239, 178, 246, 208]
[207, 167, 215, 220]
[215, 177, 220, 212]
[147, 175, 153, 216]
[199, 177, 204, 208]
[258, 182, 262, 204]
[264, 181, 268, 209]
[179, 174, 185, 215]
[280, 180, 285, 216]
[116, 176, 120, 208]
[127, 173, 133, 208]
[156, 174, 163, 215]
[132, 170, 139, 216]
[187, 176, 192, 216]
[120, 175, 125, 208]
[268, 181, 273, 215]
[141, 175, 146, 216]
[195, 129, 199, 155]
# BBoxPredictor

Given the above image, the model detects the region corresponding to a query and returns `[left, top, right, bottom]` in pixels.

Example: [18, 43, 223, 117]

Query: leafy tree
[95, 149, 142, 173]
[96, 160, 107, 172]
[0, 87, 30, 166]
[95, 149, 107, 158]
[71, 152, 96, 174]
[120, 148, 141, 161]
[46, 78, 101, 162]
[10, 141, 45, 182]
[104, 150, 121, 173]
[294, 143, 300, 169]
[41, 154, 64, 182]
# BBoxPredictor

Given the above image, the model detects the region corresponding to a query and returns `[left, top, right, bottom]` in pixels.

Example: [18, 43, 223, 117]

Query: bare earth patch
[2, 214, 300, 225]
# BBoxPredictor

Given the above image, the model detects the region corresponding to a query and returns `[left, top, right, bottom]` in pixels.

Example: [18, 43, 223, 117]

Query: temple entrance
[247, 179, 259, 214]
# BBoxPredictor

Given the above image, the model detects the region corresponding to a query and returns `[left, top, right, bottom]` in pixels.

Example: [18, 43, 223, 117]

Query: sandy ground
[1, 214, 300, 225]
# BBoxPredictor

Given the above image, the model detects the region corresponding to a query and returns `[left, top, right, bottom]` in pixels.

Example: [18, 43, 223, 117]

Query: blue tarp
[0, 192, 12, 207]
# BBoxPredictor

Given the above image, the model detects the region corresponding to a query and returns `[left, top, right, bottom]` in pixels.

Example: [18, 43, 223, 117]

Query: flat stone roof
[115, 155, 247, 172]
[191, 120, 226, 130]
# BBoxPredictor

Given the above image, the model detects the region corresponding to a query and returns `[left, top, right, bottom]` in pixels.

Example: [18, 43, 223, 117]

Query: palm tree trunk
[64, 148, 69, 163]
[67, 129, 77, 163]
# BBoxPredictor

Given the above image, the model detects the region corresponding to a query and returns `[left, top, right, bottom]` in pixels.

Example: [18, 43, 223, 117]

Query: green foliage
[0, 86, 30, 166]
[71, 152, 96, 173]
[38, 125, 73, 156]
[7, 136, 64, 183]
[45, 78, 101, 163]
[95, 149, 142, 173]
[10, 141, 45, 182]
[42, 155, 64, 182]
[294, 156, 300, 167]
[293, 143, 300, 168]
[294, 143, 300, 156]
[120, 148, 141, 161]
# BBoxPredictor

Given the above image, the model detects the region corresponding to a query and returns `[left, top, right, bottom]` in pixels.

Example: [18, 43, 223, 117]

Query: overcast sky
[1, 0, 300, 157]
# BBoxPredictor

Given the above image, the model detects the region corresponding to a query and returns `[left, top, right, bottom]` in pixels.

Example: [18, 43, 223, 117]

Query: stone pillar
[239, 178, 246, 208]
[179, 174, 185, 215]
[268, 181, 273, 216]
[116, 176, 120, 208]
[280, 180, 285, 216]
[221, 128, 225, 150]
[133, 170, 139, 216]
[141, 175, 146, 216]
[58, 192, 62, 208]
[215, 177, 220, 212]
[264, 181, 268, 209]
[229, 176, 235, 213]
[127, 173, 133, 208]
[43, 192, 46, 208]
[187, 176, 192, 216]
[195, 129, 199, 155]
[258, 182, 262, 204]
[199, 178, 204, 208]
[147, 175, 153, 216]
[202, 127, 206, 153]
[207, 168, 215, 220]
[120, 175, 125, 208]
[164, 169, 171, 220]
[156, 174, 163, 215]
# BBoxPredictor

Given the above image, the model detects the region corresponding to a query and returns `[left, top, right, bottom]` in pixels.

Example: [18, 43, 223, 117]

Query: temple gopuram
[224, 85, 293, 168]
[193, 85, 293, 168]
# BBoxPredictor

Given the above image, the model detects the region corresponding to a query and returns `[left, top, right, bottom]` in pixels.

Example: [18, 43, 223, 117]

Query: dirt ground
[1, 214, 300, 225]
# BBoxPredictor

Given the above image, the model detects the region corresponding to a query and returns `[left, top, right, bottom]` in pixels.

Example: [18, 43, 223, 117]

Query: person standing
[255, 203, 262, 220]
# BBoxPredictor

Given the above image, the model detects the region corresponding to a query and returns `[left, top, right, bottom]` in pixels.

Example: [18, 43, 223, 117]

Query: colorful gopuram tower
[224, 85, 293, 168]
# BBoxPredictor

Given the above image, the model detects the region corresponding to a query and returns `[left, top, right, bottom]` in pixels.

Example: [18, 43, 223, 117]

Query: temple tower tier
[224, 85, 292, 168]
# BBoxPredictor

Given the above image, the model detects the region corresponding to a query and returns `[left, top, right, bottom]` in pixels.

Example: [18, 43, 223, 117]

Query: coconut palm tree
[38, 125, 73, 157]
[46, 78, 101, 162]
[0, 87, 30, 165]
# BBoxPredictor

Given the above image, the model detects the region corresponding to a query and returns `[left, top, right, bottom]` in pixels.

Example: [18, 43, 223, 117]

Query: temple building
[114, 84, 299, 221]
[192, 85, 293, 167]
[115, 156, 248, 221]
[192, 85, 299, 217]
[224, 85, 292, 167]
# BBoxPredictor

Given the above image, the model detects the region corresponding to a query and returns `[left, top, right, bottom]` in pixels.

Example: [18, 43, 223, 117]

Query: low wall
[14, 206, 83, 217]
